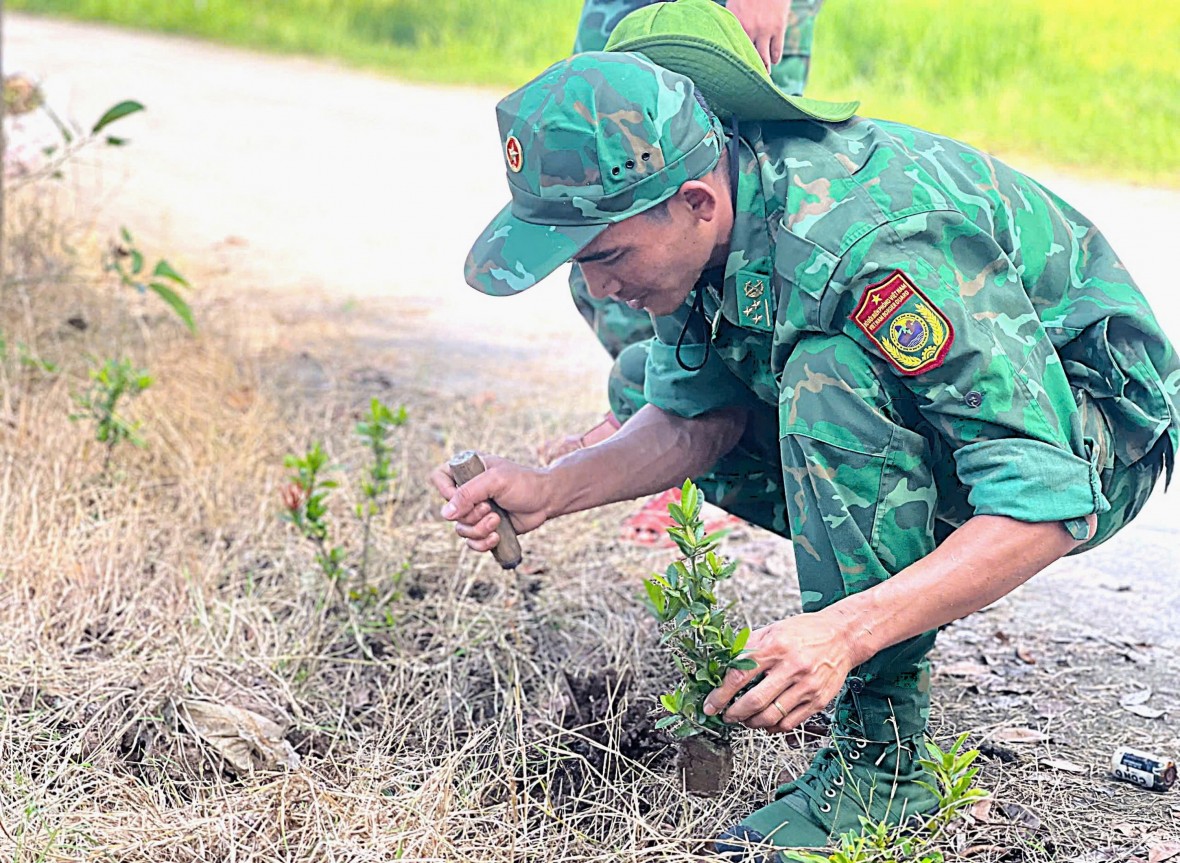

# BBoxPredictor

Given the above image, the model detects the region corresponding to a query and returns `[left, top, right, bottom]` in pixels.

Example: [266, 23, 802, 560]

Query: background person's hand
[431, 453, 552, 552]
[536, 412, 621, 466]
[702, 611, 856, 732]
[536, 432, 584, 466]
[725, 0, 793, 71]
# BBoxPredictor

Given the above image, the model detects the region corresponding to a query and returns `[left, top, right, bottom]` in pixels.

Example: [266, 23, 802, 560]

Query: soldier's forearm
[546, 403, 748, 518]
[830, 513, 1095, 668]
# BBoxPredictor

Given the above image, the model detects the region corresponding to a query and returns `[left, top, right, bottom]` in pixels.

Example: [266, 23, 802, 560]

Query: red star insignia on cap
[505, 135, 523, 173]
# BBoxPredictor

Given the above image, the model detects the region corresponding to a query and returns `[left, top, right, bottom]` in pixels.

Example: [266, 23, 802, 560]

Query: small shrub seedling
[644, 479, 755, 743]
[281, 442, 347, 599]
[780, 725, 988, 861]
[281, 399, 408, 607]
[105, 227, 195, 333]
[354, 397, 408, 590]
[642, 480, 757, 793]
[69, 357, 152, 473]
[3, 81, 143, 188]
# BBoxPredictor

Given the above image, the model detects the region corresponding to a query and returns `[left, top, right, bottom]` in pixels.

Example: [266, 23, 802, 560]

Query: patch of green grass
[807, 0, 1180, 185]
[11, 0, 1179, 184]
[9, 0, 583, 85]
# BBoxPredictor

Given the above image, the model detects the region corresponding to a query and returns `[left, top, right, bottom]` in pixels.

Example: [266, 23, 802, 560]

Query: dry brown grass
[2, 186, 1178, 862]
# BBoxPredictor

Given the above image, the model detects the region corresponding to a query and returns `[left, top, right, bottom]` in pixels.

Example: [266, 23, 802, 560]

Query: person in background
[543, 0, 824, 476]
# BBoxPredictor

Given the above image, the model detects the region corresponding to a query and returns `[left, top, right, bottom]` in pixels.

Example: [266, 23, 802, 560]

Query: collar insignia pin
[736, 269, 773, 332]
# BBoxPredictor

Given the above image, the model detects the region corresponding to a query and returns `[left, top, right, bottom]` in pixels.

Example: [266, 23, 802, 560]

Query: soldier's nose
[586, 272, 621, 301]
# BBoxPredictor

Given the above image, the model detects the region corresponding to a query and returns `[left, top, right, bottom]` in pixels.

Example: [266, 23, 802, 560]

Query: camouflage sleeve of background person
[762, 0, 823, 97]
[816, 218, 1109, 533]
[569, 0, 823, 360]
[569, 0, 663, 360]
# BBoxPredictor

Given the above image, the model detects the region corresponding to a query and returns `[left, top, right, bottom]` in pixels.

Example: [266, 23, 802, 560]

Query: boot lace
[784, 677, 909, 821]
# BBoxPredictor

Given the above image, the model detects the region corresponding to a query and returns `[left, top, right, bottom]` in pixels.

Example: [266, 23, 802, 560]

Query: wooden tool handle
[447, 450, 523, 570]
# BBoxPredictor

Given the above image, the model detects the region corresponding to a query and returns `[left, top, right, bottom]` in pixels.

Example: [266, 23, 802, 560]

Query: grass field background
[9, 0, 1179, 184]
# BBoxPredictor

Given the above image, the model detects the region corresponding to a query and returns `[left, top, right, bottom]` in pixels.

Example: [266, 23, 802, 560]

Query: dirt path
[4, 13, 615, 395]
[7, 2, 1179, 699]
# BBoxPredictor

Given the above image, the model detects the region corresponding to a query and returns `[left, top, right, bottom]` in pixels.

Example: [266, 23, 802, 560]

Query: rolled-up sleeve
[827, 210, 1109, 527]
[954, 439, 1104, 523]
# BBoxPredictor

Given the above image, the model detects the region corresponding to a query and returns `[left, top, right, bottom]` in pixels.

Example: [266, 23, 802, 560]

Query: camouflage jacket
[645, 117, 1180, 524]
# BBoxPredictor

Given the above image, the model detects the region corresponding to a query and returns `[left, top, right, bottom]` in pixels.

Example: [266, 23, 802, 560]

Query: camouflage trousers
[571, 0, 824, 363]
[611, 334, 1165, 700]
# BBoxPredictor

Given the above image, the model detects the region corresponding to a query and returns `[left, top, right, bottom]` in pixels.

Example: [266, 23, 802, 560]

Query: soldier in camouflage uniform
[546, 0, 823, 465]
[436, 1, 1179, 853]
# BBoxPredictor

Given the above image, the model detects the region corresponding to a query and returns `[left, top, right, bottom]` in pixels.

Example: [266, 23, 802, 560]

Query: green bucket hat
[604, 0, 859, 123]
[465, 52, 724, 296]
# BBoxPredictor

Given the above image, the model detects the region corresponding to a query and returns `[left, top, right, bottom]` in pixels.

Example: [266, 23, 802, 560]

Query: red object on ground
[619, 488, 744, 547]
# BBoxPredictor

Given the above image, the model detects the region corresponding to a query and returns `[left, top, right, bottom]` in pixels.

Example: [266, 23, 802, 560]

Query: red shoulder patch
[850, 270, 954, 375]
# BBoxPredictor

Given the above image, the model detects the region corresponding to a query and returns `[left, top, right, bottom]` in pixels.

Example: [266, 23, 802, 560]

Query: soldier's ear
[678, 180, 719, 222]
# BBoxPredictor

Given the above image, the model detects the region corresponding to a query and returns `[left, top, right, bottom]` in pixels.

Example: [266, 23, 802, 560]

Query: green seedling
[915, 731, 989, 837]
[644, 479, 754, 743]
[4, 84, 143, 187]
[354, 398, 407, 591]
[784, 733, 988, 863]
[105, 227, 195, 333]
[282, 442, 347, 598]
[17, 343, 59, 375]
[69, 357, 152, 473]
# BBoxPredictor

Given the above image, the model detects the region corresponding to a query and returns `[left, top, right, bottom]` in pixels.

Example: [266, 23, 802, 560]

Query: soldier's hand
[701, 612, 855, 733]
[725, 0, 792, 71]
[432, 454, 552, 553]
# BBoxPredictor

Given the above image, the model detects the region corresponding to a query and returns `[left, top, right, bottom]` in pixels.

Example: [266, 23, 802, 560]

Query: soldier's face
[572, 177, 729, 318]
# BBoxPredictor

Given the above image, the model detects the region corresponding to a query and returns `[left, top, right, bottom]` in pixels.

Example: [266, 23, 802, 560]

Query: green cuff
[643, 340, 748, 418]
[954, 438, 1110, 525]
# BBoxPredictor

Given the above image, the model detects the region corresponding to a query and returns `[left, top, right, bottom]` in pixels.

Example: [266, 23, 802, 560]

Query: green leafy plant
[354, 398, 408, 590]
[16, 342, 59, 375]
[784, 733, 988, 863]
[105, 226, 195, 333]
[356, 561, 412, 634]
[282, 399, 408, 607]
[281, 442, 347, 598]
[3, 78, 143, 187]
[69, 358, 152, 472]
[915, 731, 989, 836]
[644, 479, 754, 742]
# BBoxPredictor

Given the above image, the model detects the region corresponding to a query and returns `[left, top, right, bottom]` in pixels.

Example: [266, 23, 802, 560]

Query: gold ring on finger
[772, 699, 787, 720]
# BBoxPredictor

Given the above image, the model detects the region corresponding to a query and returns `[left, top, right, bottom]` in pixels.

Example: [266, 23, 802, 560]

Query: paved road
[3, 13, 613, 386]
[5, 13, 1178, 647]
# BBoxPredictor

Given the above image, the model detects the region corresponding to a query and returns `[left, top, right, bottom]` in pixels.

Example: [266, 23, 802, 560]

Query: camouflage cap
[465, 52, 723, 296]
[605, 0, 858, 123]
